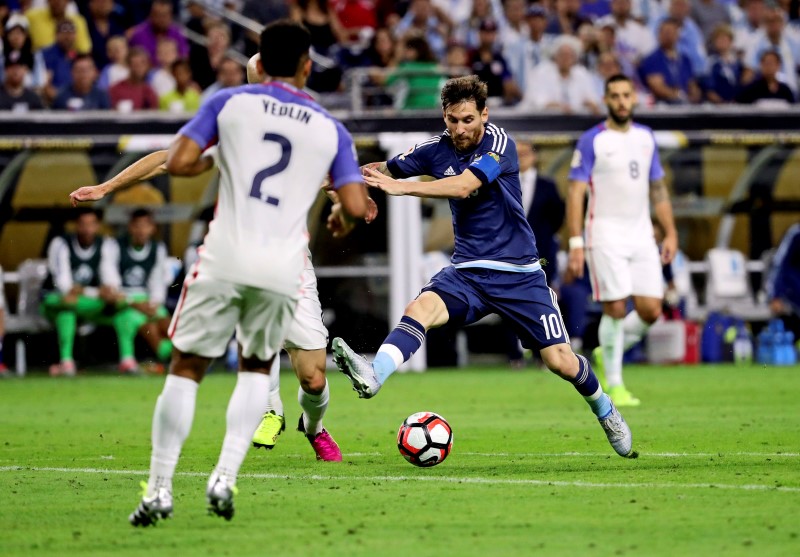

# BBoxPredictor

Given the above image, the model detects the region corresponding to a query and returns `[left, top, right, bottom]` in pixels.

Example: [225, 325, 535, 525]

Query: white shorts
[283, 264, 328, 351]
[169, 265, 296, 360]
[586, 242, 664, 302]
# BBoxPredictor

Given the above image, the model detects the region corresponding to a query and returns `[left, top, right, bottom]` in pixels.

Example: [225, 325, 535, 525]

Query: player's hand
[363, 167, 405, 196]
[360, 162, 382, 177]
[568, 247, 585, 279]
[365, 196, 379, 224]
[327, 203, 357, 238]
[661, 233, 678, 264]
[69, 184, 108, 207]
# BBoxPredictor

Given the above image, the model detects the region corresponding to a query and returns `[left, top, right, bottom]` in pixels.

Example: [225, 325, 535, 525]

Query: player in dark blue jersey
[332, 75, 637, 458]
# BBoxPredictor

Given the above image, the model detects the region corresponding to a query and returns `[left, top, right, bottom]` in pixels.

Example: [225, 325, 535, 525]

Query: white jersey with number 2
[178, 81, 362, 297]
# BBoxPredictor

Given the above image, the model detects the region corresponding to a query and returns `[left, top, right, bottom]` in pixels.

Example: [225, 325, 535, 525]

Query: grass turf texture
[1, 364, 799, 557]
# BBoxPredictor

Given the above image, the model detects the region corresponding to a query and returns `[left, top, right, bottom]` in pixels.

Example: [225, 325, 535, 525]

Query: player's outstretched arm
[363, 167, 481, 199]
[167, 135, 215, 177]
[650, 178, 678, 264]
[361, 161, 394, 178]
[566, 179, 588, 278]
[69, 150, 169, 206]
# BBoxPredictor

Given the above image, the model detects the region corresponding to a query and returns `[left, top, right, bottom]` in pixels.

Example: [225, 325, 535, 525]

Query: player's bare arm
[69, 150, 169, 206]
[363, 166, 481, 199]
[566, 179, 589, 278]
[167, 135, 216, 177]
[650, 177, 678, 264]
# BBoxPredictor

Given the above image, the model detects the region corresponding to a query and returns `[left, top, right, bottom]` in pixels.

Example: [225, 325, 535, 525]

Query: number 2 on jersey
[250, 133, 292, 206]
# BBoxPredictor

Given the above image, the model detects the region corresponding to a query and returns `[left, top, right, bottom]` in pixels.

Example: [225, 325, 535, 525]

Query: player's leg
[131, 272, 238, 527]
[112, 307, 147, 373]
[626, 241, 666, 352]
[333, 266, 476, 398]
[252, 356, 286, 449]
[0, 269, 7, 375]
[487, 269, 636, 458]
[207, 286, 294, 520]
[288, 347, 342, 461]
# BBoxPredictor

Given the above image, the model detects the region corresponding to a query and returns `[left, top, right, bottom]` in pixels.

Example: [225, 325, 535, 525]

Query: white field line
[0, 451, 796, 463]
[1, 465, 798, 493]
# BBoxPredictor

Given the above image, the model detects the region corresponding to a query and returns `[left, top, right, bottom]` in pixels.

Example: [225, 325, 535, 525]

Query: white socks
[148, 375, 199, 496]
[264, 357, 283, 416]
[213, 372, 271, 483]
[599, 311, 654, 389]
[623, 311, 651, 350]
[598, 314, 624, 388]
[299, 379, 329, 436]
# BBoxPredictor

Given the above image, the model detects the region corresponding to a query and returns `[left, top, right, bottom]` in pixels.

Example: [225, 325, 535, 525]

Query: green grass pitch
[1, 363, 799, 557]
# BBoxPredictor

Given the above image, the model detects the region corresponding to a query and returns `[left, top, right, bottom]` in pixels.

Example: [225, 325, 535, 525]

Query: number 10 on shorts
[539, 313, 563, 340]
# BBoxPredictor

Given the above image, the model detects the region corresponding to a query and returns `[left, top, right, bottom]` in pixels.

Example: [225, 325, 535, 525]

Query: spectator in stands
[331, 0, 379, 44]
[456, 0, 496, 49]
[0, 56, 44, 110]
[433, 0, 473, 32]
[127, 0, 188, 64]
[291, 0, 347, 91]
[704, 24, 745, 103]
[200, 56, 243, 102]
[107, 208, 174, 368]
[546, 0, 592, 36]
[190, 22, 231, 90]
[596, 0, 657, 66]
[767, 223, 800, 338]
[86, 0, 124, 70]
[498, 0, 530, 86]
[159, 59, 200, 112]
[519, 34, 602, 114]
[41, 19, 79, 101]
[650, 0, 708, 78]
[41, 208, 133, 376]
[692, 0, 732, 42]
[0, 264, 7, 376]
[109, 46, 157, 110]
[52, 53, 110, 109]
[591, 50, 623, 98]
[395, 0, 450, 61]
[97, 34, 128, 90]
[742, 6, 800, 95]
[241, 0, 290, 55]
[736, 49, 796, 104]
[470, 18, 521, 105]
[518, 4, 555, 87]
[26, 0, 92, 53]
[639, 18, 702, 104]
[445, 41, 469, 69]
[149, 37, 177, 98]
[366, 26, 398, 68]
[733, 0, 766, 55]
[385, 34, 445, 109]
[580, 0, 612, 21]
[1, 13, 48, 90]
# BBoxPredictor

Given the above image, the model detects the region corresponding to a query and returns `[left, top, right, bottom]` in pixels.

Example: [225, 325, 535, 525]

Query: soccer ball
[397, 412, 453, 467]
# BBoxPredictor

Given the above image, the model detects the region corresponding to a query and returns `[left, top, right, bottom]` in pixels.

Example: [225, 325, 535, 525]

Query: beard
[608, 106, 633, 125]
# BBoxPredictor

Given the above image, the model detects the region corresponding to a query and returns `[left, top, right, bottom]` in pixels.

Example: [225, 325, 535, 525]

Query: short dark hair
[130, 208, 153, 221]
[440, 75, 489, 111]
[604, 73, 633, 94]
[259, 19, 311, 78]
[76, 207, 101, 220]
[760, 49, 782, 64]
[71, 54, 95, 69]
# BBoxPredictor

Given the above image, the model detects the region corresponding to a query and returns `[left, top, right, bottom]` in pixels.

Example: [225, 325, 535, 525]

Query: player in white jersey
[71, 53, 377, 464]
[120, 21, 367, 526]
[567, 74, 677, 407]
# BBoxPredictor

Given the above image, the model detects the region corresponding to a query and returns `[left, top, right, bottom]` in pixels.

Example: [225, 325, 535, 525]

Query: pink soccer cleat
[297, 416, 342, 462]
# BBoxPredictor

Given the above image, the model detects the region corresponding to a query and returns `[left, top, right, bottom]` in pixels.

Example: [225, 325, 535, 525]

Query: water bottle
[733, 330, 753, 365]
[15, 339, 26, 377]
[757, 329, 772, 364]
[787, 332, 798, 365]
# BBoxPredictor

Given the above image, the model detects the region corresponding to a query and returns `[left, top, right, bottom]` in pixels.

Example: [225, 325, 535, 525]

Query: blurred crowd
[1, 0, 800, 112]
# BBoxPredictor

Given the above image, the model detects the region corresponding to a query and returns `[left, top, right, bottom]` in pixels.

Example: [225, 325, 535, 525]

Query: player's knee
[604, 302, 626, 319]
[540, 344, 577, 379]
[639, 304, 661, 324]
[298, 370, 326, 394]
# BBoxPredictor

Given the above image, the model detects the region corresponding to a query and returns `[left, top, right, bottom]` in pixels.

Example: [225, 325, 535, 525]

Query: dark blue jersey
[386, 123, 540, 272]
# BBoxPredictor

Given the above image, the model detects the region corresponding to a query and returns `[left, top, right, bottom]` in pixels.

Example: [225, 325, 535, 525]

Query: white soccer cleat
[129, 484, 173, 527]
[331, 337, 381, 399]
[206, 472, 237, 521]
[598, 400, 638, 459]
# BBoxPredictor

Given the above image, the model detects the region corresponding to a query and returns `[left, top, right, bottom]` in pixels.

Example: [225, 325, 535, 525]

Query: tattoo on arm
[376, 161, 393, 178]
[650, 178, 669, 205]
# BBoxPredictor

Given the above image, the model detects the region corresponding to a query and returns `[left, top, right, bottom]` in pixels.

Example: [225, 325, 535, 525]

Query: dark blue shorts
[421, 266, 569, 351]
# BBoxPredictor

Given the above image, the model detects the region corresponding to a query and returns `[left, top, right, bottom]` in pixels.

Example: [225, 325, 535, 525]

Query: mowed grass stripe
[3, 465, 798, 493]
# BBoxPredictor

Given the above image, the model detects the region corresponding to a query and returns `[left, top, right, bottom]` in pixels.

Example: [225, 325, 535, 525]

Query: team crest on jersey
[570, 149, 582, 168]
[398, 144, 416, 161]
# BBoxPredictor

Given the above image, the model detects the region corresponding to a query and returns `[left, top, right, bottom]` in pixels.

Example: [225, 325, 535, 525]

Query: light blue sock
[372, 352, 397, 384]
[587, 393, 613, 419]
[371, 316, 426, 385]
